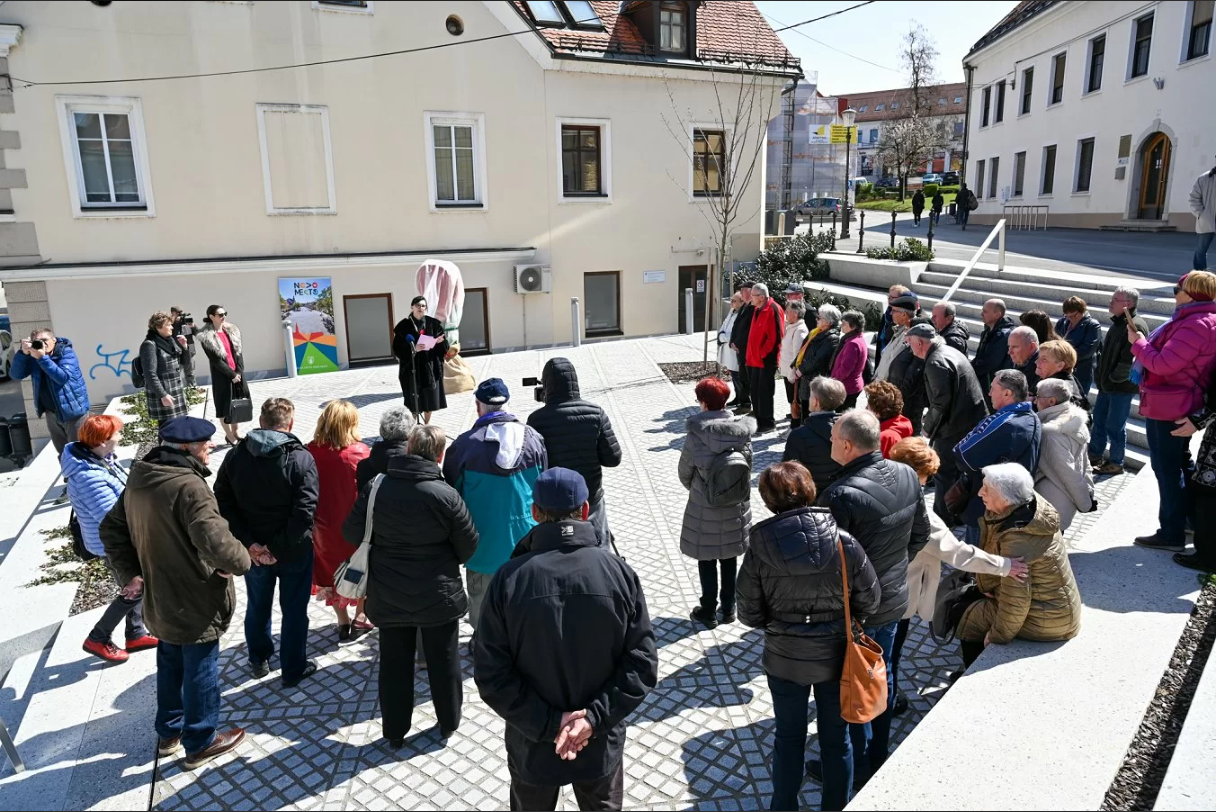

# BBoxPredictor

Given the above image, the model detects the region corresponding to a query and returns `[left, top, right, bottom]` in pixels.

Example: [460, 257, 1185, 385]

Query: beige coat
[1034, 402, 1093, 531]
[779, 319, 809, 383]
[904, 504, 1011, 621]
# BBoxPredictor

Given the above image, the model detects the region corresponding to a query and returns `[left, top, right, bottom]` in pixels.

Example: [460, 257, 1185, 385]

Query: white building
[0, 0, 798, 429]
[963, 0, 1214, 230]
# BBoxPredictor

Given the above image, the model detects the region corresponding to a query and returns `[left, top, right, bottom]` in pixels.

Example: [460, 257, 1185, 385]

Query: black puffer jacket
[526, 358, 622, 503]
[342, 454, 479, 628]
[356, 438, 410, 491]
[738, 506, 881, 685]
[923, 339, 989, 448]
[817, 451, 931, 627]
[797, 327, 842, 401]
[972, 314, 1017, 391]
[887, 316, 933, 435]
[940, 319, 971, 356]
[782, 412, 843, 494]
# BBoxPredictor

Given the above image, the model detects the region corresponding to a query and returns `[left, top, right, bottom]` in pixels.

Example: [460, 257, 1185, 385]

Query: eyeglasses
[215, 312, 227, 318]
[1173, 286, 1183, 295]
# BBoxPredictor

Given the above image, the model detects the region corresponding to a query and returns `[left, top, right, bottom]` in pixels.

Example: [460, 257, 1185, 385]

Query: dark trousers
[155, 640, 220, 755]
[842, 392, 860, 411]
[1192, 483, 1216, 566]
[1196, 231, 1214, 271]
[244, 547, 313, 681]
[768, 674, 852, 812]
[889, 617, 910, 698]
[729, 370, 747, 406]
[698, 557, 737, 614]
[961, 639, 985, 668]
[749, 365, 777, 428]
[735, 352, 751, 405]
[90, 557, 146, 643]
[1145, 418, 1193, 544]
[509, 760, 624, 812]
[848, 621, 898, 779]
[379, 622, 462, 739]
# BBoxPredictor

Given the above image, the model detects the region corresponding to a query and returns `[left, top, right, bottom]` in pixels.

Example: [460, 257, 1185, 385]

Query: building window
[57, 95, 155, 217]
[938, 97, 947, 105]
[988, 156, 1000, 199]
[1130, 14, 1153, 78]
[975, 160, 986, 199]
[562, 125, 603, 196]
[524, 1, 564, 25]
[891, 101, 899, 110]
[876, 103, 884, 111]
[954, 95, 963, 104]
[584, 272, 620, 335]
[424, 112, 487, 210]
[659, 2, 685, 53]
[870, 128, 878, 143]
[1050, 52, 1066, 104]
[1013, 151, 1026, 197]
[1041, 144, 1057, 195]
[1075, 137, 1095, 193]
[994, 80, 1006, 123]
[257, 103, 337, 215]
[563, 0, 603, 28]
[1086, 34, 1105, 93]
[313, 0, 374, 13]
[981, 87, 991, 127]
[1186, 0, 1212, 61]
[1020, 67, 1034, 114]
[953, 120, 965, 136]
[859, 105, 868, 113]
[693, 129, 727, 197]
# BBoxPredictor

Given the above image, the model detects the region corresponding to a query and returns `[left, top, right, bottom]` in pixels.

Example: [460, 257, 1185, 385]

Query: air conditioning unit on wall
[514, 264, 552, 294]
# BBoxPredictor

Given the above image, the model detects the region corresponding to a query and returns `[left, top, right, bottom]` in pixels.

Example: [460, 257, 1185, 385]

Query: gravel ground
[657, 361, 729, 384]
[1102, 576, 1216, 810]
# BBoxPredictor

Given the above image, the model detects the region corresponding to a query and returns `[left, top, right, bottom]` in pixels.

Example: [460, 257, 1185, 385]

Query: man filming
[171, 306, 198, 389]
[12, 327, 91, 457]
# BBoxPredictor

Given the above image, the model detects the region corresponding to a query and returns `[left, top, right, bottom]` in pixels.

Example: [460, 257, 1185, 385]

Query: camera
[30, 339, 44, 350]
[522, 376, 545, 403]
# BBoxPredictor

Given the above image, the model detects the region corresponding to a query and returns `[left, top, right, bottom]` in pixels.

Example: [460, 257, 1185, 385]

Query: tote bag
[837, 538, 889, 724]
[334, 474, 384, 601]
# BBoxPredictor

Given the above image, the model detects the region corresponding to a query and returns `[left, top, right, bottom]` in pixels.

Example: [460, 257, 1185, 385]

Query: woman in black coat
[342, 425, 478, 747]
[738, 462, 880, 812]
[197, 304, 248, 445]
[392, 296, 448, 424]
[796, 304, 843, 418]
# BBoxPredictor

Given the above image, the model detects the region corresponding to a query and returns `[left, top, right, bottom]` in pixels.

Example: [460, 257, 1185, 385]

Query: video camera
[175, 312, 195, 337]
[30, 338, 45, 350]
[522, 376, 546, 403]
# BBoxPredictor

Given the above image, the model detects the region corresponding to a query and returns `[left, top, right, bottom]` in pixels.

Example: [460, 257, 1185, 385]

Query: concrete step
[930, 260, 1175, 297]
[918, 282, 1171, 334]
[918, 270, 1178, 319]
[1099, 220, 1178, 232]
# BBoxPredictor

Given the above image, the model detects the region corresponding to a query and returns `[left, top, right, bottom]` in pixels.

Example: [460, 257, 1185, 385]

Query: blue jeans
[768, 674, 852, 812]
[1089, 391, 1135, 465]
[848, 621, 898, 779]
[245, 547, 314, 681]
[1196, 231, 1214, 271]
[1145, 418, 1192, 544]
[156, 640, 220, 755]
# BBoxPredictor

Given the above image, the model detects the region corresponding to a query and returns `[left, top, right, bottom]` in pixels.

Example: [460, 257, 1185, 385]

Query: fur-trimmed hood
[198, 321, 243, 363]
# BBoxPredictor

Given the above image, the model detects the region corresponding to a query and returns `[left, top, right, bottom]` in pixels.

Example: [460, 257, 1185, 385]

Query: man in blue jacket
[444, 378, 547, 632]
[12, 327, 91, 456]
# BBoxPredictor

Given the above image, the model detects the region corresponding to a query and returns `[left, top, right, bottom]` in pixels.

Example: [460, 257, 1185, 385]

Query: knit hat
[474, 378, 510, 405]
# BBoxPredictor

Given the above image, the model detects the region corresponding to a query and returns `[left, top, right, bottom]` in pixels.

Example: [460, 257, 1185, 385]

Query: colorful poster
[279, 277, 338, 375]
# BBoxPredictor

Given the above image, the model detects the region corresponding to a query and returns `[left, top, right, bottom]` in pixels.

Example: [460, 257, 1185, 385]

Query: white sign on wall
[643, 270, 667, 284]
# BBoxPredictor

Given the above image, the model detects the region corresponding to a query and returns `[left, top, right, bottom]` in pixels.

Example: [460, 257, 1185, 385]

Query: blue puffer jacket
[10, 337, 91, 420]
[62, 442, 127, 556]
[954, 401, 1043, 524]
[443, 412, 547, 575]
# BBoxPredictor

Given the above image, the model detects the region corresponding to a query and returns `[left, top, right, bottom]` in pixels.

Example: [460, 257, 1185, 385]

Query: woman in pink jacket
[1130, 271, 1216, 553]
[830, 310, 869, 409]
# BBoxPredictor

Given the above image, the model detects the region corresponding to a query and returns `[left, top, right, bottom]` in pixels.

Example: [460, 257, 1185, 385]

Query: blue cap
[475, 377, 510, 406]
[159, 416, 217, 444]
[532, 467, 590, 513]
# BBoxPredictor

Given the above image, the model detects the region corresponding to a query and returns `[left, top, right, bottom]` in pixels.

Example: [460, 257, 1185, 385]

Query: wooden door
[1138, 133, 1171, 220]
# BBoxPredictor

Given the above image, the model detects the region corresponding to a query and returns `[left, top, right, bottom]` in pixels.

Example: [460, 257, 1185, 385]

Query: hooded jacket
[678, 410, 755, 561]
[474, 519, 657, 785]
[737, 506, 881, 686]
[214, 429, 319, 563]
[817, 450, 931, 627]
[954, 400, 1042, 524]
[958, 498, 1082, 644]
[782, 411, 843, 494]
[100, 446, 251, 645]
[10, 337, 90, 421]
[1096, 310, 1150, 395]
[343, 454, 478, 628]
[923, 339, 989, 447]
[444, 411, 547, 574]
[62, 442, 127, 557]
[972, 314, 1017, 391]
[526, 358, 622, 504]
[1034, 402, 1093, 531]
[879, 414, 915, 458]
[1132, 301, 1216, 420]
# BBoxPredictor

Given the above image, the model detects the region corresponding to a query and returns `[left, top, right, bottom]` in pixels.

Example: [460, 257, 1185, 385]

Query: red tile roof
[839, 83, 967, 123]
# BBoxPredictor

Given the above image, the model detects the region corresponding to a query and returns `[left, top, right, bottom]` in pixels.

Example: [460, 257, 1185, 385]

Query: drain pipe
[961, 62, 975, 189]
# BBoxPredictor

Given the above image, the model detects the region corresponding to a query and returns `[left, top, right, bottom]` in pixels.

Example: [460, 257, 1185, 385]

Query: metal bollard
[927, 209, 935, 252]
[831, 211, 838, 250]
[571, 297, 582, 348]
[890, 211, 898, 248]
[856, 210, 866, 254]
[684, 288, 695, 335]
[283, 319, 298, 378]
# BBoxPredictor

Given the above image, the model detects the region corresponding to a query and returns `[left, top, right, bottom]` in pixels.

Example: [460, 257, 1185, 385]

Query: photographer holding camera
[170, 306, 198, 389]
[525, 358, 622, 547]
[12, 327, 91, 456]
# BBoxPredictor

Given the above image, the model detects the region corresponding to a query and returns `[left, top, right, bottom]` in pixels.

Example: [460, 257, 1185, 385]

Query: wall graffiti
[88, 344, 133, 380]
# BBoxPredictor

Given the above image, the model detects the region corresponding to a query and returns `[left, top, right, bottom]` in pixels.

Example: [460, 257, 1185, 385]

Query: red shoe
[83, 638, 130, 663]
[126, 634, 159, 652]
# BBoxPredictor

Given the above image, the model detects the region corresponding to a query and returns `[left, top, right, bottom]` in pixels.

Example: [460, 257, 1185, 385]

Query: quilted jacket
[678, 410, 755, 561]
[62, 442, 127, 557]
[10, 337, 90, 421]
[1034, 402, 1093, 531]
[1132, 301, 1216, 420]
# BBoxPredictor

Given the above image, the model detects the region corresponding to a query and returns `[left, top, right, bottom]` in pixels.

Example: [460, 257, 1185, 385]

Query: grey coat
[678, 410, 755, 561]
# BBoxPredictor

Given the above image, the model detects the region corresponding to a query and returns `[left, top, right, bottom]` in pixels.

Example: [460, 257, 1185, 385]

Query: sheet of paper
[416, 334, 438, 351]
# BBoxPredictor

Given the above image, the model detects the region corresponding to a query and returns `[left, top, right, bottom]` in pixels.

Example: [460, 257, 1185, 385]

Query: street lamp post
[839, 107, 857, 240]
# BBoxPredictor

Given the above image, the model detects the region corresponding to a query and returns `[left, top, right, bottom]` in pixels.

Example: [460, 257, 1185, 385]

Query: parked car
[795, 197, 855, 219]
[921, 173, 944, 186]
[942, 171, 959, 185]
[0, 328, 12, 382]
[875, 177, 900, 189]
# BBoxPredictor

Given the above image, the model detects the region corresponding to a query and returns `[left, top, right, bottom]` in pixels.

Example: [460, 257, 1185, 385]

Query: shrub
[939, 184, 960, 194]
[805, 291, 884, 333]
[752, 229, 835, 293]
[923, 183, 940, 198]
[866, 237, 935, 262]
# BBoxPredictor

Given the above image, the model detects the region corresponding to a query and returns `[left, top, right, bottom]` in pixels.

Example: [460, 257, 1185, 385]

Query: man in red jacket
[745, 283, 786, 434]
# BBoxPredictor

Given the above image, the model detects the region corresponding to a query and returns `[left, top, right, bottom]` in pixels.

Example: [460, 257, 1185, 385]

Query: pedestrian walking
[139, 312, 190, 427]
[197, 305, 248, 446]
[931, 188, 944, 226]
[1055, 297, 1103, 398]
[830, 311, 868, 410]
[1090, 287, 1149, 475]
[393, 296, 449, 424]
[11, 327, 90, 457]
[745, 283, 786, 434]
[959, 182, 977, 228]
[100, 416, 252, 771]
[911, 189, 925, 226]
[1189, 158, 1215, 270]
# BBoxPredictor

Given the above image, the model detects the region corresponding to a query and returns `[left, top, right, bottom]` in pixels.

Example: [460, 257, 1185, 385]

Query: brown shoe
[182, 728, 245, 770]
[157, 736, 182, 757]
[1093, 461, 1124, 476]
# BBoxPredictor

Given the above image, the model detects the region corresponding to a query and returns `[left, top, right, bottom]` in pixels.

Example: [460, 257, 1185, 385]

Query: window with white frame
[425, 112, 487, 209]
[256, 103, 337, 215]
[954, 95, 963, 103]
[981, 86, 991, 127]
[56, 95, 154, 216]
[693, 128, 727, 196]
[869, 128, 878, 143]
[975, 160, 985, 199]
[1050, 52, 1066, 104]
[876, 103, 884, 111]
[1185, 0, 1213, 61]
[1129, 13, 1154, 78]
[1041, 144, 1057, 195]
[988, 156, 1000, 199]
[1013, 151, 1026, 197]
[994, 80, 1006, 123]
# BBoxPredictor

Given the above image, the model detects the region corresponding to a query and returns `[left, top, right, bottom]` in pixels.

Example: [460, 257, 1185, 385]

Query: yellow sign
[830, 125, 858, 144]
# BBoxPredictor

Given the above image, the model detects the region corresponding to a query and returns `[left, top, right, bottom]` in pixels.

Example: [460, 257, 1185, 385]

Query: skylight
[563, 0, 603, 28]
[525, 1, 564, 26]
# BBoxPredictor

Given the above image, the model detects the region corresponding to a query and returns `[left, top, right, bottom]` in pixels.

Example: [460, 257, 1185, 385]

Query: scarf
[146, 329, 179, 360]
[794, 326, 822, 368]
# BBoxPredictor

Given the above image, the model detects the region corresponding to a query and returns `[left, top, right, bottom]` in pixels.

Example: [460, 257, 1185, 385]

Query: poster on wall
[279, 277, 339, 375]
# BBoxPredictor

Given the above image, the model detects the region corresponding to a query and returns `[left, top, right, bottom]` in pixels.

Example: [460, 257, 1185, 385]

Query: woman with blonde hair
[308, 399, 372, 640]
[1037, 339, 1090, 411]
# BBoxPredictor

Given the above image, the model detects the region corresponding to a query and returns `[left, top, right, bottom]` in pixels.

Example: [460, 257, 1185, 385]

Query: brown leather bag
[837, 538, 889, 724]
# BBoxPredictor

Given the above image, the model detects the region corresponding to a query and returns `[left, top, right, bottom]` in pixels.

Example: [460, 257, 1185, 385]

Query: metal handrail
[939, 218, 1006, 304]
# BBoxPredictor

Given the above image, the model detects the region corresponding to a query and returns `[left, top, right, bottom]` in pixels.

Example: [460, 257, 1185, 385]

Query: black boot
[689, 606, 719, 629]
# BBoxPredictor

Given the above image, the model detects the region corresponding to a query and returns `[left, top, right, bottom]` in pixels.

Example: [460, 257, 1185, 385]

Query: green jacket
[101, 446, 251, 645]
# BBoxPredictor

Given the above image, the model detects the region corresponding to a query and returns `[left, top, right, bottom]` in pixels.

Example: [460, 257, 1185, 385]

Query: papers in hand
[416, 334, 438, 351]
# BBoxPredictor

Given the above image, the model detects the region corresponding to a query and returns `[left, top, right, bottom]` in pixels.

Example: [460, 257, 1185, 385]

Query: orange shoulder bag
[837, 538, 889, 724]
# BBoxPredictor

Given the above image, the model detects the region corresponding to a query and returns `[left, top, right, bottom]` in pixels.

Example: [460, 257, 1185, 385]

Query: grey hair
[1009, 325, 1040, 347]
[934, 301, 956, 318]
[809, 376, 847, 412]
[379, 407, 417, 442]
[841, 310, 866, 332]
[752, 282, 770, 297]
[787, 299, 807, 318]
[836, 409, 880, 452]
[407, 424, 447, 462]
[992, 369, 1029, 402]
[1035, 378, 1073, 406]
[1114, 286, 1140, 306]
[982, 462, 1036, 506]
[985, 298, 1007, 316]
[817, 304, 842, 327]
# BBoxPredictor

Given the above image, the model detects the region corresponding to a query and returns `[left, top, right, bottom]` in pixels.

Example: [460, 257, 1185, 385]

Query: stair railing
[939, 218, 1007, 304]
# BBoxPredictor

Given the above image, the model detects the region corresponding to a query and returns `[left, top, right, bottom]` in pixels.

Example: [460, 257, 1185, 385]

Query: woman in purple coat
[829, 311, 869, 410]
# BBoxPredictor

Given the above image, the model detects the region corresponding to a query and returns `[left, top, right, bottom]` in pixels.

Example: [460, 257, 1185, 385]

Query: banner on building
[279, 277, 339, 375]
[809, 124, 830, 145]
[830, 125, 858, 144]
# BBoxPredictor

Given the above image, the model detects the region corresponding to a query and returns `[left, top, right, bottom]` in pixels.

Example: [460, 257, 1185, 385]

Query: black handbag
[930, 569, 984, 644]
[227, 380, 253, 424]
[69, 510, 99, 562]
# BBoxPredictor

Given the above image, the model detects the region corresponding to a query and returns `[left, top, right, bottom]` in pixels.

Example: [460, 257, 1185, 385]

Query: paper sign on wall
[696, 280, 706, 293]
[643, 270, 667, 284]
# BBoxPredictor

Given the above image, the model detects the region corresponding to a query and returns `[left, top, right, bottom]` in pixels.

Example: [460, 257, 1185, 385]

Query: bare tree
[901, 23, 940, 117]
[661, 62, 786, 364]
[876, 116, 947, 199]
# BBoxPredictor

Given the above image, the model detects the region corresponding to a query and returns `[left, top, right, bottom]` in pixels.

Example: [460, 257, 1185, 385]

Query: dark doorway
[461, 288, 491, 356]
[677, 265, 708, 333]
[342, 293, 394, 366]
[1137, 132, 1171, 220]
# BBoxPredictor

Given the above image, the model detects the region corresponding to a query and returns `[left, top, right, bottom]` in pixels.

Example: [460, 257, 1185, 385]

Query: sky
[754, 0, 1021, 95]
